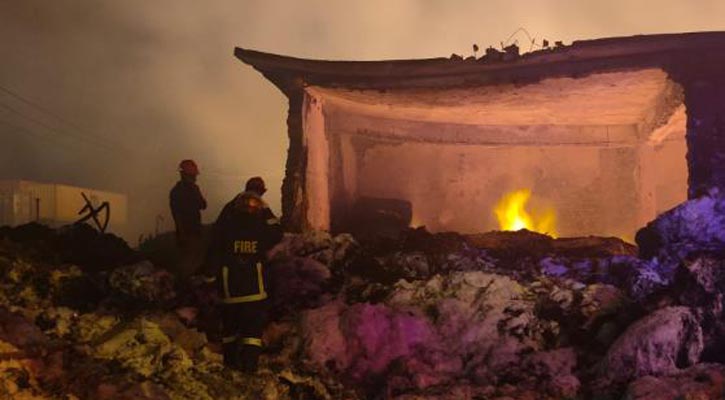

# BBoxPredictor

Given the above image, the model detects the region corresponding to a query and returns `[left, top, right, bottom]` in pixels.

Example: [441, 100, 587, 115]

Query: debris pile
[0, 226, 304, 399]
[0, 191, 723, 399]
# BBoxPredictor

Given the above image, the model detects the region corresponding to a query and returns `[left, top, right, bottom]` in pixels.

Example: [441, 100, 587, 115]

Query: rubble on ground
[0, 192, 723, 399]
[636, 188, 725, 277]
[601, 306, 703, 384]
[108, 261, 176, 305]
[624, 363, 725, 400]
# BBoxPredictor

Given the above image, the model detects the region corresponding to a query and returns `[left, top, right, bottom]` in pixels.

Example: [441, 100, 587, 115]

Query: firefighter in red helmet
[202, 176, 282, 372]
[170, 159, 208, 277]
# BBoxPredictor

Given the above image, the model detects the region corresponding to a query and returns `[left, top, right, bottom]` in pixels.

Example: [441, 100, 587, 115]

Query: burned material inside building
[235, 31, 725, 240]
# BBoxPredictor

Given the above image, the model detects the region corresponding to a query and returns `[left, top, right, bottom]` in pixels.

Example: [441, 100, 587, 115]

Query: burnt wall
[280, 92, 308, 232]
[268, 45, 723, 233]
[673, 58, 725, 198]
[343, 134, 686, 239]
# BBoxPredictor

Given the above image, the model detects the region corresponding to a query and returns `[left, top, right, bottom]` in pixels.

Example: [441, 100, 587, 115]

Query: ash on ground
[0, 192, 724, 399]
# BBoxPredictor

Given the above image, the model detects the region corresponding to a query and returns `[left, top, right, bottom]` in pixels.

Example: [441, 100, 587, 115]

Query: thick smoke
[0, 0, 723, 243]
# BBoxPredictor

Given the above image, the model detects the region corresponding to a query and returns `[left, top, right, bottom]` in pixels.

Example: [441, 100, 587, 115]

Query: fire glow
[494, 189, 557, 237]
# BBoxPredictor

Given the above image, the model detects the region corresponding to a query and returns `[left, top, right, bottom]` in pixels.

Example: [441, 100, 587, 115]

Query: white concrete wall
[301, 90, 331, 230]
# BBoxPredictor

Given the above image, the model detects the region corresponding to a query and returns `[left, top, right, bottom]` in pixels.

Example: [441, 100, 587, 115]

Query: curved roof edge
[235, 31, 725, 92]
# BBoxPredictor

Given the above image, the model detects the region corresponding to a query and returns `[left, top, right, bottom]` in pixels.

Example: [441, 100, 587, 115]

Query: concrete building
[236, 32, 725, 239]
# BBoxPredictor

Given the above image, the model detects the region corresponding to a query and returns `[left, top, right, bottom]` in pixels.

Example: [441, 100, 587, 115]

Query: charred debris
[0, 191, 723, 399]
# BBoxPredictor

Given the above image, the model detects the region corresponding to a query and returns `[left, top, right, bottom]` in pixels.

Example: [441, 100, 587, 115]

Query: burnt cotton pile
[0, 192, 724, 399]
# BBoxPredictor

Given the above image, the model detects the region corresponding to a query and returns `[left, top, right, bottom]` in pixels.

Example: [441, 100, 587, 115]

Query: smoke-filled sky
[1, 0, 724, 242]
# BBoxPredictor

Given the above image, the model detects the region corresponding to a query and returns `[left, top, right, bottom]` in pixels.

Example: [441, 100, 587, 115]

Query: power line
[0, 84, 134, 154]
[0, 84, 125, 146]
[0, 118, 126, 194]
[0, 117, 87, 152]
[0, 101, 124, 154]
[0, 84, 91, 133]
[0, 84, 265, 178]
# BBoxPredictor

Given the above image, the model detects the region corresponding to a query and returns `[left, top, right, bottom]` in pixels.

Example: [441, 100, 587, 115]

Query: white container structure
[0, 180, 127, 231]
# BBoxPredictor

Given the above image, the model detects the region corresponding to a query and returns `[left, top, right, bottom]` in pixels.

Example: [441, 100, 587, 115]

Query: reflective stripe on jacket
[204, 191, 283, 301]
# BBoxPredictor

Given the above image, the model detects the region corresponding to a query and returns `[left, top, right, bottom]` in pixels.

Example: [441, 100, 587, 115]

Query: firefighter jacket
[204, 191, 283, 304]
[169, 180, 207, 238]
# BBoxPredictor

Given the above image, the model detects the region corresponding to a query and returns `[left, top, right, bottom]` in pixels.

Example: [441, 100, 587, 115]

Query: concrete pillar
[679, 69, 725, 198]
[281, 92, 307, 232]
[301, 90, 330, 231]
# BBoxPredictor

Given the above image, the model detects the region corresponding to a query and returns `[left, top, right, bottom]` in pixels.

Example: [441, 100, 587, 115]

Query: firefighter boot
[222, 342, 239, 369]
[237, 342, 262, 373]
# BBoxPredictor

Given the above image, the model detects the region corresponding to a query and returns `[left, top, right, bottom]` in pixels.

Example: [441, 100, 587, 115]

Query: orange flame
[494, 189, 557, 237]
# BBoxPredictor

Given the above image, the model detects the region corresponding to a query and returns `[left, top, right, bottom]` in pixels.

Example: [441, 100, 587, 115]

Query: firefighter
[203, 176, 282, 372]
[169, 159, 208, 277]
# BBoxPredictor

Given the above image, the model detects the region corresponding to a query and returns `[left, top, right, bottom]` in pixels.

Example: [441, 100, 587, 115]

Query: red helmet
[178, 159, 200, 176]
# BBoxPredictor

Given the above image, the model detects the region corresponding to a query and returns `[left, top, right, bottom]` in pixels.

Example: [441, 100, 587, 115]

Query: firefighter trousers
[220, 299, 269, 372]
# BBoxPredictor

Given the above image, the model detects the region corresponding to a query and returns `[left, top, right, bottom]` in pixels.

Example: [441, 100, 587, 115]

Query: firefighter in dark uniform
[203, 176, 282, 372]
[170, 159, 207, 278]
